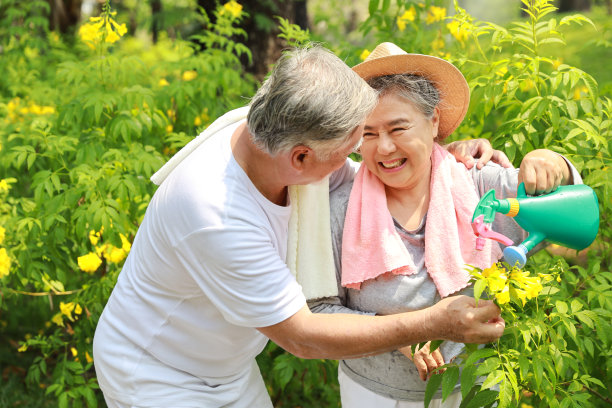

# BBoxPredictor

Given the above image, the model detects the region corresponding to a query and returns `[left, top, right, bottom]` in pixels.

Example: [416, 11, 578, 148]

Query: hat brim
[353, 54, 470, 139]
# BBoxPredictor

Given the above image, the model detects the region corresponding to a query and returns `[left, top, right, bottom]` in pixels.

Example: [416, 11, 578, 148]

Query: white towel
[286, 177, 339, 300]
[150, 106, 250, 185]
[150, 107, 338, 300]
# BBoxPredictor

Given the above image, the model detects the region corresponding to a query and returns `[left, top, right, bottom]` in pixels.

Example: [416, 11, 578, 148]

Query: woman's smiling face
[360, 92, 439, 190]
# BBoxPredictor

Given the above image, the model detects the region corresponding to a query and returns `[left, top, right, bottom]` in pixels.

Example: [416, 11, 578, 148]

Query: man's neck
[231, 123, 289, 206]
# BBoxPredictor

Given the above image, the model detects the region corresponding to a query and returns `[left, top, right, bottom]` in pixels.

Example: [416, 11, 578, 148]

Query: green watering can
[471, 183, 600, 268]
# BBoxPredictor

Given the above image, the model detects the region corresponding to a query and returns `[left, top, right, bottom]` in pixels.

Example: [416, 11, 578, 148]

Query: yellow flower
[221, 0, 243, 18]
[167, 109, 176, 121]
[525, 278, 543, 299]
[397, 7, 416, 31]
[166, 125, 174, 133]
[107, 246, 127, 264]
[520, 78, 535, 92]
[510, 269, 529, 286]
[573, 85, 588, 100]
[120, 233, 131, 252]
[431, 37, 444, 50]
[0, 179, 10, 192]
[194, 116, 202, 126]
[447, 20, 470, 42]
[78, 21, 103, 48]
[18, 344, 27, 352]
[482, 263, 508, 293]
[60, 301, 76, 322]
[495, 287, 510, 304]
[51, 313, 64, 327]
[78, 252, 102, 273]
[0, 225, 5, 244]
[85, 351, 93, 363]
[510, 287, 528, 306]
[360, 49, 370, 61]
[71, 347, 78, 357]
[158, 78, 170, 87]
[182, 70, 198, 81]
[426, 6, 446, 25]
[0, 248, 11, 279]
[495, 66, 508, 77]
[105, 29, 121, 43]
[111, 19, 128, 36]
[89, 229, 102, 246]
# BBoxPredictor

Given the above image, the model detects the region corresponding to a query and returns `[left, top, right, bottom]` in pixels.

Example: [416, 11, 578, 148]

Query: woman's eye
[363, 132, 377, 138]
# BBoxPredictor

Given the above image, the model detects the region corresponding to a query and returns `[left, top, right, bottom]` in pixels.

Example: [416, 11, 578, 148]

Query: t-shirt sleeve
[172, 223, 306, 328]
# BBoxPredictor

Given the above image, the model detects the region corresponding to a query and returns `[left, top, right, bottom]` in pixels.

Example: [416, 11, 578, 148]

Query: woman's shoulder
[330, 180, 354, 209]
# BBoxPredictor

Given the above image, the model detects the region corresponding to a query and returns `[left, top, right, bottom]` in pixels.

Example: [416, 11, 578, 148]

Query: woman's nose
[377, 132, 396, 155]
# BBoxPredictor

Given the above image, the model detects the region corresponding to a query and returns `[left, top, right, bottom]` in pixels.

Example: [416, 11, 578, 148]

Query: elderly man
[93, 45, 507, 408]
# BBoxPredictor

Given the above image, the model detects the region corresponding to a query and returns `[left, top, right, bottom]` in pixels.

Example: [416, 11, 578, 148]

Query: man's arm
[446, 139, 513, 170]
[258, 295, 504, 360]
[518, 149, 572, 195]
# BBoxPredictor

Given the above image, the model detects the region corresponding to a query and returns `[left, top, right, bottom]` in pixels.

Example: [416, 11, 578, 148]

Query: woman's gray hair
[247, 44, 378, 157]
[367, 74, 441, 120]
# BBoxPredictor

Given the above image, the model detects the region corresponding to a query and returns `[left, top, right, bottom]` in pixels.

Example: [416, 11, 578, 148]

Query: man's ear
[289, 145, 314, 172]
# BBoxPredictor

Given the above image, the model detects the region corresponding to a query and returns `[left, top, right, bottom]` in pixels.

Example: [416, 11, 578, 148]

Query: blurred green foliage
[0, 0, 610, 407]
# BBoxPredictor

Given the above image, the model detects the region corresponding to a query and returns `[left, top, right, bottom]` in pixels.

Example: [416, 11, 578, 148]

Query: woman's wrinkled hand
[398, 341, 446, 381]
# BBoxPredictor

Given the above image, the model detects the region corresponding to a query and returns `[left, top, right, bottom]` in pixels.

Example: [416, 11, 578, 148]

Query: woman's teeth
[380, 158, 406, 169]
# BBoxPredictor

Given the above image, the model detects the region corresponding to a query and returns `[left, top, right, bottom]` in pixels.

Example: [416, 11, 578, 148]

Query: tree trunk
[557, 0, 591, 12]
[151, 0, 162, 44]
[48, 0, 82, 33]
[196, 0, 309, 81]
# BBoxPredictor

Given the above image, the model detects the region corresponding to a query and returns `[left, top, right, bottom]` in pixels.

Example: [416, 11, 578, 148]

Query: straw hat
[352, 42, 470, 139]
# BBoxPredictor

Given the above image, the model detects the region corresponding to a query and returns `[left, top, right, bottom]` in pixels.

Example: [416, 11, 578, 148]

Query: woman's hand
[398, 341, 446, 381]
[519, 149, 571, 195]
[445, 139, 512, 170]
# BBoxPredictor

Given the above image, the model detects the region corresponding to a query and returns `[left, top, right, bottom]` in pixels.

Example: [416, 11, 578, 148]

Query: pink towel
[341, 143, 502, 298]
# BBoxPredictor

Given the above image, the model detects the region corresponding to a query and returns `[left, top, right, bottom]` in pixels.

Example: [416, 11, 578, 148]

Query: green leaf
[424, 371, 443, 408]
[464, 389, 499, 408]
[473, 279, 487, 304]
[461, 364, 477, 398]
[475, 357, 501, 377]
[556, 300, 568, 314]
[429, 339, 443, 353]
[465, 348, 497, 367]
[442, 366, 460, 401]
[481, 369, 504, 389]
[368, 0, 379, 15]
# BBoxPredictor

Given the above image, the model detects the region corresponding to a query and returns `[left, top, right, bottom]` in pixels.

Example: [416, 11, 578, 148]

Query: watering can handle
[472, 215, 514, 248]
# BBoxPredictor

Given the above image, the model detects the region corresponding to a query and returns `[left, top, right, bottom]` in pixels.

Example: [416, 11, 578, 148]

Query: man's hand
[430, 295, 505, 344]
[446, 139, 512, 170]
[398, 341, 445, 381]
[519, 149, 571, 195]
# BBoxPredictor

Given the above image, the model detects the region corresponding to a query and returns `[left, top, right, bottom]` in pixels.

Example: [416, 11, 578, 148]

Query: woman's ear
[431, 106, 441, 139]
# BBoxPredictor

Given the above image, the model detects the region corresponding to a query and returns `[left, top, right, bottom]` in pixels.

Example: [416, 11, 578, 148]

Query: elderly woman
[309, 42, 580, 407]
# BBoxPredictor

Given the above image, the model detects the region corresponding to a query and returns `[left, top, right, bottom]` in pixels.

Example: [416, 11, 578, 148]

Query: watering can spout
[472, 183, 599, 268]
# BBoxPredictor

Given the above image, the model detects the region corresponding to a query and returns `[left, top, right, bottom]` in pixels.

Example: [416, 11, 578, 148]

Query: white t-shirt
[93, 117, 356, 407]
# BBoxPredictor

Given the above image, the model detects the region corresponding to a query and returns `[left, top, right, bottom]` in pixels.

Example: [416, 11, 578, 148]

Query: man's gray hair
[367, 74, 441, 120]
[247, 44, 377, 156]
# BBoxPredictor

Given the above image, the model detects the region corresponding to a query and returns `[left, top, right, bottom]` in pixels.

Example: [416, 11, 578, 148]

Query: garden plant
[0, 0, 610, 407]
